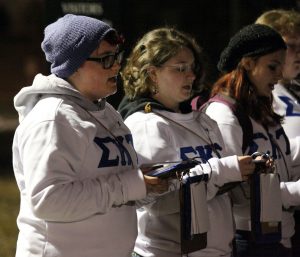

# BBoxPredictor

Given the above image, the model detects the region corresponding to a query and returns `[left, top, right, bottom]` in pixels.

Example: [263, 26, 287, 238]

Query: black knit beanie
[217, 24, 286, 73]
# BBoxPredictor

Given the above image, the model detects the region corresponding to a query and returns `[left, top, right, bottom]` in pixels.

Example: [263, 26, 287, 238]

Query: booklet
[145, 159, 200, 179]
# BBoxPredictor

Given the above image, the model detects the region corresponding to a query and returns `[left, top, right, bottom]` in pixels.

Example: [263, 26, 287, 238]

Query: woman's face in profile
[150, 47, 196, 111]
[246, 49, 286, 98]
[282, 34, 300, 80]
[75, 41, 121, 101]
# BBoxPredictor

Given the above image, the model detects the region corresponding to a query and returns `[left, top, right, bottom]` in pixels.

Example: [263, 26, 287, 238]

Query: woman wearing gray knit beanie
[205, 23, 300, 257]
[12, 14, 167, 257]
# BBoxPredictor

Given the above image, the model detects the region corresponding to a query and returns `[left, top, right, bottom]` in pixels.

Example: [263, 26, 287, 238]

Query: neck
[152, 95, 180, 113]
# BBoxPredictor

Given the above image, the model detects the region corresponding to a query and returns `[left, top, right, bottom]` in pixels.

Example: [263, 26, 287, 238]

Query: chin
[182, 93, 191, 100]
[258, 92, 271, 98]
[107, 88, 118, 97]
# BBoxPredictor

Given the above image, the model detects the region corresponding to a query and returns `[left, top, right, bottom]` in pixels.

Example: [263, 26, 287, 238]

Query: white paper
[190, 182, 209, 234]
[260, 173, 282, 222]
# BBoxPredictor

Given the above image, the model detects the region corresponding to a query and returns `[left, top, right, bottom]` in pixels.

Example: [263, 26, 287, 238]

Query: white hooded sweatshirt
[206, 101, 298, 248]
[12, 74, 146, 257]
[272, 82, 300, 207]
[122, 107, 242, 257]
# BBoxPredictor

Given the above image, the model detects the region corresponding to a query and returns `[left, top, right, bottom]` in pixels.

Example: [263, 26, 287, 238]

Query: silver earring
[152, 83, 159, 95]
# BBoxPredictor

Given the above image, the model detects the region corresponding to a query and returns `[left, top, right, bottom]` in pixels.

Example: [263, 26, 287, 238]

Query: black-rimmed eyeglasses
[86, 51, 124, 69]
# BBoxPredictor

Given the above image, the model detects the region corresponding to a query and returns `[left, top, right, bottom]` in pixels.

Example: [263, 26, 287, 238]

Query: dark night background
[1, 2, 300, 256]
[0, 0, 299, 168]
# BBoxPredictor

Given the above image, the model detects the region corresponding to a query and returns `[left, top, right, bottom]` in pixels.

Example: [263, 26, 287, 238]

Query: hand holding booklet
[142, 158, 210, 254]
[250, 152, 282, 244]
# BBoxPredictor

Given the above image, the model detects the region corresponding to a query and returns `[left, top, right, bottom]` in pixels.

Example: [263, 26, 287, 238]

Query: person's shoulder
[124, 111, 172, 135]
[205, 101, 236, 120]
[16, 96, 86, 136]
[56, 96, 84, 118]
[125, 110, 164, 123]
[194, 110, 217, 125]
[273, 82, 287, 96]
[41, 96, 96, 133]
[27, 95, 65, 123]
[207, 100, 234, 111]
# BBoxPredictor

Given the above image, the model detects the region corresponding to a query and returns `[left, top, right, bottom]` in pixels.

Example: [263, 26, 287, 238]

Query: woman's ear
[241, 57, 255, 71]
[147, 66, 158, 83]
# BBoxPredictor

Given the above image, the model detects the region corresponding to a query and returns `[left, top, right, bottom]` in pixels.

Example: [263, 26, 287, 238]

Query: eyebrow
[172, 60, 195, 64]
[98, 46, 119, 56]
[96, 51, 116, 57]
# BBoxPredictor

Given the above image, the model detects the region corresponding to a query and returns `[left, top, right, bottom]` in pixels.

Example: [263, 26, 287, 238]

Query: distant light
[61, 2, 104, 16]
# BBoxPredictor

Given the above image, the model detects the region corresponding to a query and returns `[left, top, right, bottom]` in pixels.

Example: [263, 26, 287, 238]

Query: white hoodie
[12, 74, 146, 257]
[272, 82, 300, 210]
[124, 109, 242, 257]
[206, 101, 298, 248]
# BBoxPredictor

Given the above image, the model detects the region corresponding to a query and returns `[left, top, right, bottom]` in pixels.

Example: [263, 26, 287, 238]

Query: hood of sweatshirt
[14, 74, 106, 122]
[118, 95, 192, 120]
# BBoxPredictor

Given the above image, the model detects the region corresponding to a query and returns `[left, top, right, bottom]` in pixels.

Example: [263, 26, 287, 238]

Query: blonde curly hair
[121, 27, 205, 100]
[256, 9, 300, 37]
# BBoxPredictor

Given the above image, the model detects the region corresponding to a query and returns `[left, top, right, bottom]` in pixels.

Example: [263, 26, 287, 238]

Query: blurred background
[0, 0, 300, 256]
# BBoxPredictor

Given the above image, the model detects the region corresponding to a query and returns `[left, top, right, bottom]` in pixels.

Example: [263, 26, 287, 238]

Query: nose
[275, 67, 284, 81]
[186, 69, 196, 81]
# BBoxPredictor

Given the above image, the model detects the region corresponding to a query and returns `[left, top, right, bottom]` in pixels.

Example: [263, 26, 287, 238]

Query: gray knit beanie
[218, 24, 286, 73]
[41, 14, 115, 78]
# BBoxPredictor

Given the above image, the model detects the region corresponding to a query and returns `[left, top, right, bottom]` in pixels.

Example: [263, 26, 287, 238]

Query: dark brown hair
[211, 62, 283, 127]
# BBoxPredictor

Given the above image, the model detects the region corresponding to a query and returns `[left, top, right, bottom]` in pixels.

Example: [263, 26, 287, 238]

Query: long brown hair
[211, 62, 283, 127]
